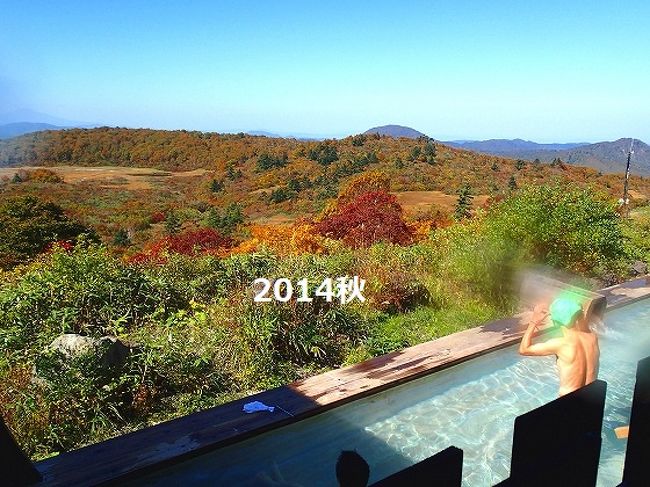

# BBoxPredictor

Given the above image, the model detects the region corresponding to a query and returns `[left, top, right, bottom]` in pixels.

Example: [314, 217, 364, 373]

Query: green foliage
[366, 300, 502, 356]
[209, 179, 225, 193]
[357, 243, 436, 314]
[225, 162, 243, 181]
[234, 298, 367, 384]
[408, 146, 421, 161]
[206, 203, 244, 235]
[488, 183, 625, 275]
[308, 142, 339, 166]
[256, 153, 288, 171]
[433, 218, 520, 309]
[351, 134, 366, 147]
[227, 253, 369, 383]
[1, 126, 646, 245]
[219, 252, 278, 294]
[332, 151, 379, 178]
[0, 245, 169, 354]
[269, 187, 294, 203]
[164, 211, 180, 235]
[515, 159, 526, 170]
[621, 207, 650, 264]
[141, 253, 228, 304]
[131, 306, 236, 398]
[423, 141, 437, 165]
[113, 229, 131, 247]
[1, 180, 646, 461]
[287, 176, 311, 192]
[508, 175, 517, 190]
[27, 345, 136, 455]
[0, 196, 96, 269]
[454, 183, 474, 220]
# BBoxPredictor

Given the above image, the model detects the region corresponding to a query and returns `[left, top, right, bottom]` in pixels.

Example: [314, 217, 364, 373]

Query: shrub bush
[621, 208, 650, 265]
[0, 196, 96, 269]
[488, 183, 625, 275]
[355, 243, 437, 312]
[433, 217, 520, 309]
[0, 245, 168, 354]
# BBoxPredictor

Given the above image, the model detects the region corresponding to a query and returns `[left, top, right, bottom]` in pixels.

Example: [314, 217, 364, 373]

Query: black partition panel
[621, 356, 650, 486]
[1, 416, 42, 486]
[370, 446, 463, 487]
[506, 379, 607, 487]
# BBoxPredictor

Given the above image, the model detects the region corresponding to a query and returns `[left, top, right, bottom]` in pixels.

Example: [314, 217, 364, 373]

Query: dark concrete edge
[33, 276, 650, 485]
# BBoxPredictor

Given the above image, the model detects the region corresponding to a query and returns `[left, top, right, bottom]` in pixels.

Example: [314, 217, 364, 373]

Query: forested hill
[1, 127, 649, 199]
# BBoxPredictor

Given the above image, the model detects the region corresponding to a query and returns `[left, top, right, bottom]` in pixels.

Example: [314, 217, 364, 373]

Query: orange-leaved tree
[338, 170, 391, 205]
[231, 224, 326, 255]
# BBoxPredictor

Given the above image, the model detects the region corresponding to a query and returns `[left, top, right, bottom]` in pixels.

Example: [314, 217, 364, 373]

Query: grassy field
[0, 165, 209, 190]
[394, 190, 489, 214]
[0, 166, 492, 232]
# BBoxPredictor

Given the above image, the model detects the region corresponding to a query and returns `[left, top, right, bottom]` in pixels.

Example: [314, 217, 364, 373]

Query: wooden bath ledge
[33, 276, 650, 486]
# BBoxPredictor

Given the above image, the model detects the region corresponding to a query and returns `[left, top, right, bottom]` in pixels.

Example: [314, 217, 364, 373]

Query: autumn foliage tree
[129, 228, 231, 263]
[233, 224, 326, 255]
[316, 191, 413, 248]
[337, 171, 391, 204]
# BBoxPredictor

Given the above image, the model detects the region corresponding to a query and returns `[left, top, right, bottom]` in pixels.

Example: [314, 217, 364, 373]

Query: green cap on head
[550, 296, 582, 327]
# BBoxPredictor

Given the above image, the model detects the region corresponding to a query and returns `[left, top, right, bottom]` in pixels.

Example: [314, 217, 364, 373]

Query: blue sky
[1, 1, 649, 141]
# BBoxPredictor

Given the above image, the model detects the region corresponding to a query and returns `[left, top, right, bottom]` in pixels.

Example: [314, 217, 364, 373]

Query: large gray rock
[631, 261, 648, 276]
[49, 334, 96, 359]
[48, 333, 130, 368]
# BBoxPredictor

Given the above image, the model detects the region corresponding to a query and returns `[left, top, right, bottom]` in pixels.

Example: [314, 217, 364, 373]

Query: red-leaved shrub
[129, 228, 231, 263]
[44, 240, 75, 253]
[150, 212, 166, 224]
[316, 191, 413, 248]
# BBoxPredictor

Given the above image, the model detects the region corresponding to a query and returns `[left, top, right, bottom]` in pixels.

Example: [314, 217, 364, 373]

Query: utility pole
[622, 139, 635, 218]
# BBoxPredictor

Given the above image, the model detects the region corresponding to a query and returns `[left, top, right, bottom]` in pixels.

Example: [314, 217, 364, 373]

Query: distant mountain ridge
[0, 109, 93, 127]
[246, 130, 324, 141]
[0, 122, 67, 140]
[443, 137, 650, 176]
[247, 130, 282, 138]
[518, 138, 650, 176]
[0, 110, 98, 140]
[363, 125, 428, 139]
[445, 138, 589, 153]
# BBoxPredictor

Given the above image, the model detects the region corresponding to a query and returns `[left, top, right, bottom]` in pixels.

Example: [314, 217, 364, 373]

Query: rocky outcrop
[46, 333, 130, 368]
[631, 261, 648, 276]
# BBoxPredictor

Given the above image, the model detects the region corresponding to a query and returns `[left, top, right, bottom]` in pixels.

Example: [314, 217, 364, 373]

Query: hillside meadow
[2, 128, 649, 249]
[1, 128, 650, 460]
